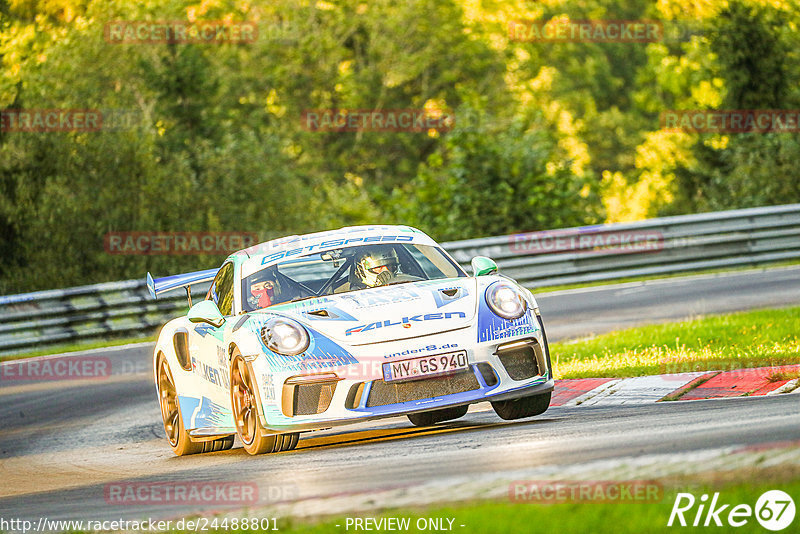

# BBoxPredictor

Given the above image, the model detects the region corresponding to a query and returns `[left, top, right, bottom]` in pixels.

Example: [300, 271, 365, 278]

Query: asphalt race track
[1, 266, 800, 523]
[537, 264, 800, 340]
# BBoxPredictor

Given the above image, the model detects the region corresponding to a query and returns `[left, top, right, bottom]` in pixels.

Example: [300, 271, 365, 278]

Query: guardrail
[443, 203, 800, 287]
[0, 281, 210, 356]
[2, 204, 800, 355]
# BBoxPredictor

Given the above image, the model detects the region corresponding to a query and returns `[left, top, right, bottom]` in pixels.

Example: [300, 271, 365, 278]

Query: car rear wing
[146, 268, 219, 306]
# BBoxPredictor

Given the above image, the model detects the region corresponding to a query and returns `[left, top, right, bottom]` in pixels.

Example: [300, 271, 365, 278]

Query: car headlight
[261, 317, 309, 356]
[486, 281, 527, 320]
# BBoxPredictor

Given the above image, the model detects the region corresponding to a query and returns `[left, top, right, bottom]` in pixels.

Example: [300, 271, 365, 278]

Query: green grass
[177, 474, 800, 534]
[551, 306, 800, 379]
[768, 369, 800, 382]
[533, 259, 800, 294]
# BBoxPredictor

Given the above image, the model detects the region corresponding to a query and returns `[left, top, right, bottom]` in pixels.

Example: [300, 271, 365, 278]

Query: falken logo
[345, 311, 467, 336]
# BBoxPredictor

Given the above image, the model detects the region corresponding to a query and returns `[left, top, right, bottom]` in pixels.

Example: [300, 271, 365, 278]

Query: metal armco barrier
[2, 204, 800, 355]
[443, 203, 800, 287]
[0, 281, 209, 356]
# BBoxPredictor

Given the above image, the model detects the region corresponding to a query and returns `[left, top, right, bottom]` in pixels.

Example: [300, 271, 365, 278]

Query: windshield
[242, 243, 466, 311]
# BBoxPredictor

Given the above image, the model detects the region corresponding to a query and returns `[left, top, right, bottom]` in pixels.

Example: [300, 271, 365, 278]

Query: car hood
[266, 277, 477, 345]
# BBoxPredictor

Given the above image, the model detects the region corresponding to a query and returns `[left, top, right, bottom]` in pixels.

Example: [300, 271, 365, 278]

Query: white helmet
[354, 247, 400, 287]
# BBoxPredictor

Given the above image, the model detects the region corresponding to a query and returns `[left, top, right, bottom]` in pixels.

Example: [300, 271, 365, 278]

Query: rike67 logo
[668, 490, 795, 531]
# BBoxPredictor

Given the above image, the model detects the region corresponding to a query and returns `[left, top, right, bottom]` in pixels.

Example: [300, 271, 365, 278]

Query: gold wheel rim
[157, 358, 181, 447]
[231, 357, 258, 446]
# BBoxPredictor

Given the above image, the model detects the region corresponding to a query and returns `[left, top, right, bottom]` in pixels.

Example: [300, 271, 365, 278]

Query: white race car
[148, 225, 553, 455]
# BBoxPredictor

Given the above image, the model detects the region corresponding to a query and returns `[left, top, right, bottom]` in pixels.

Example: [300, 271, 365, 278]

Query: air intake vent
[345, 383, 365, 409]
[173, 329, 191, 371]
[282, 376, 339, 416]
[476, 362, 499, 386]
[366, 371, 480, 407]
[496, 341, 542, 380]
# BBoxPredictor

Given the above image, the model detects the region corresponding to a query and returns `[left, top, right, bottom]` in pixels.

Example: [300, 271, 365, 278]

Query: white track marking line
[766, 378, 799, 395]
[0, 341, 154, 366]
[576, 372, 708, 406]
[562, 379, 622, 406]
[539, 264, 800, 296]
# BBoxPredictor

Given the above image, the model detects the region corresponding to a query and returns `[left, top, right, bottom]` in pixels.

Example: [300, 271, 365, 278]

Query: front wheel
[407, 405, 468, 427]
[491, 391, 551, 420]
[230, 352, 299, 455]
[157, 354, 234, 456]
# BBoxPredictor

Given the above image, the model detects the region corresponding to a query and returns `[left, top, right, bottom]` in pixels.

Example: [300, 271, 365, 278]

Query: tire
[407, 405, 469, 427]
[491, 391, 551, 421]
[230, 352, 299, 455]
[202, 435, 236, 452]
[157, 354, 234, 455]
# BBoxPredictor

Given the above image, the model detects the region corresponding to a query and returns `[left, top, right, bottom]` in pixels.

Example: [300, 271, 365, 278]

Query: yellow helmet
[355, 247, 400, 287]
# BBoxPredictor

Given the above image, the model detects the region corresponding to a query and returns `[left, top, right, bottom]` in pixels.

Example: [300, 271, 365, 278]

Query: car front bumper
[254, 328, 554, 433]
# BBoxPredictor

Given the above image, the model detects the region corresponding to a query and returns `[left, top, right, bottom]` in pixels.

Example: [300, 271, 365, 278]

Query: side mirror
[187, 300, 226, 328]
[471, 256, 498, 276]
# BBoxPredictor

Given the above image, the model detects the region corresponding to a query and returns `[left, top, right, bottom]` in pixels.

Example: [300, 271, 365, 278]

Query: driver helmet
[354, 246, 400, 288]
[249, 271, 281, 309]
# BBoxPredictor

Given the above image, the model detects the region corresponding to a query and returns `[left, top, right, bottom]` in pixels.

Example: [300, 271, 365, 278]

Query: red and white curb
[552, 365, 800, 407]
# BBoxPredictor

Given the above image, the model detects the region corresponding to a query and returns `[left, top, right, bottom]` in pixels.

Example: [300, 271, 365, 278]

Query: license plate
[382, 351, 469, 382]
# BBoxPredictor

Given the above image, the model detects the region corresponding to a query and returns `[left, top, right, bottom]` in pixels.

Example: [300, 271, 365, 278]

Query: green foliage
[636, 0, 800, 217]
[660, 1, 800, 215]
[710, 1, 789, 110]
[1, 0, 800, 292]
[393, 106, 600, 240]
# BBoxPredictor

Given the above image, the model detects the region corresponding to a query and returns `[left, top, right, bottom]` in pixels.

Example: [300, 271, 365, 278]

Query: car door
[185, 262, 236, 431]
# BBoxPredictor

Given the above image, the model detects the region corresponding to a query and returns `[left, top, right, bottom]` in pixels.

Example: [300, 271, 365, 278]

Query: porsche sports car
[148, 225, 553, 456]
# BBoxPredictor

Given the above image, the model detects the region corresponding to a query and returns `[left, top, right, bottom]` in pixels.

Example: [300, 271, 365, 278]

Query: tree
[393, 104, 600, 241]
